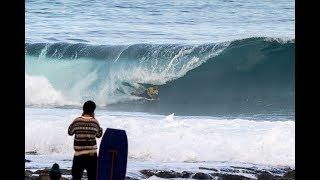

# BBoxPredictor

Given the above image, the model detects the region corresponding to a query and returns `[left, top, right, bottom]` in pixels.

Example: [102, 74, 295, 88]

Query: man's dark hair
[82, 100, 96, 116]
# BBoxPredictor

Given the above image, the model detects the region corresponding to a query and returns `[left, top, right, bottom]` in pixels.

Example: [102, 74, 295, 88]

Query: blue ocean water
[26, 0, 294, 44]
[25, 0, 295, 177]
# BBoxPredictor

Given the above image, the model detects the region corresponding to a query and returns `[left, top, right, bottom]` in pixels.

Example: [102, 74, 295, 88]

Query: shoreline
[25, 167, 295, 180]
[25, 157, 295, 180]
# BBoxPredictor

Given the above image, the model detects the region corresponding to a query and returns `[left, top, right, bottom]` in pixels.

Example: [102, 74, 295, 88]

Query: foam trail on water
[25, 108, 295, 167]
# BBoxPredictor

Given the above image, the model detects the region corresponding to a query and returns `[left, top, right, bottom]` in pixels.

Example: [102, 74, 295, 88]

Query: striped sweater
[68, 116, 103, 156]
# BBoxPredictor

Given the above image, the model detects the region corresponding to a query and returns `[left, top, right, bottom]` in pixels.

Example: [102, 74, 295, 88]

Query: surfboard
[97, 128, 128, 180]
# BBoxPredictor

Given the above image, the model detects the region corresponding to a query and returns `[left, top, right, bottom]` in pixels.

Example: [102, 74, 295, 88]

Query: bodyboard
[97, 128, 128, 180]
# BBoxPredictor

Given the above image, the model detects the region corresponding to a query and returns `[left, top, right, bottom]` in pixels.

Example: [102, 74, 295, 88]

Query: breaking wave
[25, 37, 294, 116]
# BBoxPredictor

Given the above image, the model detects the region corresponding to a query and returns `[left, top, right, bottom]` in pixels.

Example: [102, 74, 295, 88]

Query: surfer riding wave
[130, 86, 159, 100]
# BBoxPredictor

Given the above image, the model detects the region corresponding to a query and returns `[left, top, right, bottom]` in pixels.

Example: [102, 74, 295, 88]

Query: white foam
[25, 74, 75, 106]
[263, 37, 295, 44]
[116, 43, 229, 86]
[25, 108, 295, 167]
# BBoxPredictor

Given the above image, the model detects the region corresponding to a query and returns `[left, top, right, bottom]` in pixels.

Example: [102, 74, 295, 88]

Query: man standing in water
[68, 100, 103, 180]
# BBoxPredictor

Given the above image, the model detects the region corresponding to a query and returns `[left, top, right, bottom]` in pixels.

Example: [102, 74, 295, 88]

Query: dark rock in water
[192, 172, 212, 179]
[182, 171, 193, 178]
[25, 170, 33, 179]
[230, 166, 256, 171]
[25, 175, 38, 180]
[25, 170, 41, 180]
[140, 169, 157, 178]
[257, 171, 274, 180]
[155, 170, 182, 178]
[34, 168, 49, 174]
[230, 166, 265, 174]
[268, 168, 287, 174]
[33, 168, 72, 180]
[220, 168, 241, 173]
[59, 169, 71, 175]
[62, 159, 72, 161]
[283, 169, 295, 180]
[25, 176, 36, 180]
[241, 169, 258, 175]
[37, 173, 50, 180]
[199, 167, 218, 172]
[210, 173, 253, 180]
[25, 159, 31, 162]
[25, 151, 39, 155]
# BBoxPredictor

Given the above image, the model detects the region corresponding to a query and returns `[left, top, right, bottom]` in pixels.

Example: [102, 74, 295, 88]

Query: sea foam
[25, 108, 295, 167]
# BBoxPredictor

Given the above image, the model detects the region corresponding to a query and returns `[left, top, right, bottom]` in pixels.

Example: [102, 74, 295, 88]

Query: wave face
[25, 37, 294, 116]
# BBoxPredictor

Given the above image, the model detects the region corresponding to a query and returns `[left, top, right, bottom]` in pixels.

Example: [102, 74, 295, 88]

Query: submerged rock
[230, 166, 265, 174]
[59, 169, 71, 175]
[25, 170, 33, 176]
[137, 169, 259, 180]
[25, 176, 37, 180]
[140, 169, 184, 178]
[210, 173, 253, 180]
[230, 166, 256, 171]
[268, 168, 286, 174]
[25, 159, 31, 163]
[34, 168, 49, 174]
[199, 167, 218, 172]
[25, 176, 39, 180]
[283, 169, 295, 180]
[182, 171, 193, 178]
[220, 168, 241, 173]
[37, 173, 50, 180]
[25, 170, 35, 180]
[140, 169, 157, 178]
[155, 170, 182, 178]
[26, 167, 294, 180]
[192, 172, 212, 179]
[25, 151, 39, 155]
[257, 171, 274, 180]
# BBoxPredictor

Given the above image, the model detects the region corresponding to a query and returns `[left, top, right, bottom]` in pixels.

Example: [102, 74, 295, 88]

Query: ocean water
[25, 0, 295, 178]
[26, 0, 294, 44]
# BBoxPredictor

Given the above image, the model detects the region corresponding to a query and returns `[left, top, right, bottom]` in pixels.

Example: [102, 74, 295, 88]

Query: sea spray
[25, 108, 295, 167]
